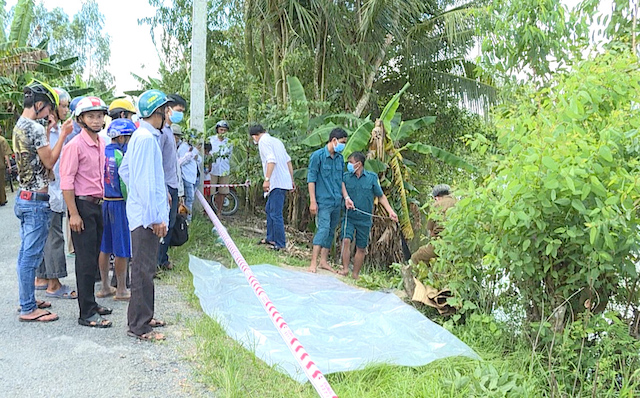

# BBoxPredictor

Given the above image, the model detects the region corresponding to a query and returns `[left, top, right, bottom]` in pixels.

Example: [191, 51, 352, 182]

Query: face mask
[252, 137, 259, 145]
[169, 109, 184, 124]
[334, 142, 345, 153]
[347, 162, 358, 173]
[36, 118, 48, 127]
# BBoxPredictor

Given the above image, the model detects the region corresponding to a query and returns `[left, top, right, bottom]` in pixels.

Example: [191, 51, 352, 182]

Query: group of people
[8, 78, 451, 340]
[249, 126, 399, 279]
[10, 81, 206, 342]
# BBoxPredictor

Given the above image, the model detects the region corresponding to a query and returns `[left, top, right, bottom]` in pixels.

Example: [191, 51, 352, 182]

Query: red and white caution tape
[196, 190, 338, 398]
[203, 180, 250, 188]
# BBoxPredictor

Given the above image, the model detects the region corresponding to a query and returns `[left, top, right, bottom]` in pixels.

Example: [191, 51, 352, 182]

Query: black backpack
[170, 213, 189, 247]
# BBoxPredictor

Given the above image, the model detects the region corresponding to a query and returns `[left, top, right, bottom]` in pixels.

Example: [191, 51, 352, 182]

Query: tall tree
[30, 0, 113, 89]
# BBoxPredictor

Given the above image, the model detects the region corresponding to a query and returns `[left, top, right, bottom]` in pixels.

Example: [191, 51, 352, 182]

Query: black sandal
[78, 313, 112, 328]
[96, 305, 112, 315]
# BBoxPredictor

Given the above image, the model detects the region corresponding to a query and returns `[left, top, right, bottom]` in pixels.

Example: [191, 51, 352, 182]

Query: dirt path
[0, 190, 212, 398]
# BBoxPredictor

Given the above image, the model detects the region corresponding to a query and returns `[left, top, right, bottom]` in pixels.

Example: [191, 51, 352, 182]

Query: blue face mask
[347, 162, 358, 173]
[334, 142, 345, 153]
[169, 110, 184, 124]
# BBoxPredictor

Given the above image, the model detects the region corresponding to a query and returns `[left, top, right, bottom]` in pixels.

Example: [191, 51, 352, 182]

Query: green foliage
[30, 1, 114, 88]
[439, 47, 640, 319]
[9, 0, 33, 47]
[479, 0, 592, 82]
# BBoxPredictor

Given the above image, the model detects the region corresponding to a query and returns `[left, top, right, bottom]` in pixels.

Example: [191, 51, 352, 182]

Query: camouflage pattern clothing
[411, 195, 457, 265]
[12, 116, 50, 191]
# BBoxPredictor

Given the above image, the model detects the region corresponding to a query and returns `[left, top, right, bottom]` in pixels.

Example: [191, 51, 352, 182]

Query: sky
[6, 0, 164, 96]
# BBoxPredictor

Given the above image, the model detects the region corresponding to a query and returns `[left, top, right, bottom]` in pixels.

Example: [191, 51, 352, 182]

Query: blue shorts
[312, 204, 342, 248]
[100, 199, 131, 258]
[341, 216, 372, 249]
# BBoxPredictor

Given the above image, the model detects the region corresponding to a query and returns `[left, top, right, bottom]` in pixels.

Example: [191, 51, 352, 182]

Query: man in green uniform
[307, 128, 351, 273]
[411, 184, 457, 265]
[0, 132, 12, 206]
[340, 151, 397, 279]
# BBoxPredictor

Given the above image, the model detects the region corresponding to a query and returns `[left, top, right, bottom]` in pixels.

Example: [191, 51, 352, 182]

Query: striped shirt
[258, 133, 292, 191]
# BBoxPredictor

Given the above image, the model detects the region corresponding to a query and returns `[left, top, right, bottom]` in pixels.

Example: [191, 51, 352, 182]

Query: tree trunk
[244, 0, 258, 77]
[260, 28, 269, 102]
[353, 33, 393, 118]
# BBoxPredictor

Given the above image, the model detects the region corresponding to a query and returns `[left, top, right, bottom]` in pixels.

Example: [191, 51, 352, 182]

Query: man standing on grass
[119, 89, 169, 342]
[340, 151, 397, 279]
[307, 128, 351, 273]
[250, 125, 295, 251]
[13, 80, 70, 323]
[60, 96, 113, 328]
[208, 120, 233, 214]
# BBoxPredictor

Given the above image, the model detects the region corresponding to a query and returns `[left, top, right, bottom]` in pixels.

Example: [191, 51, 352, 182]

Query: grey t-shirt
[13, 116, 50, 191]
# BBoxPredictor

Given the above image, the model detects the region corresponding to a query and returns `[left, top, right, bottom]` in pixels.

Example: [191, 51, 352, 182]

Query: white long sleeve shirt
[119, 120, 169, 230]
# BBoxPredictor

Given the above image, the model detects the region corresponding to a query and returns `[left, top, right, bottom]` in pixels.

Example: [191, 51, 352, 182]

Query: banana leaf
[286, 76, 309, 130]
[392, 116, 436, 142]
[9, 0, 35, 47]
[343, 119, 375, 158]
[401, 142, 476, 172]
[302, 122, 339, 147]
[380, 82, 410, 137]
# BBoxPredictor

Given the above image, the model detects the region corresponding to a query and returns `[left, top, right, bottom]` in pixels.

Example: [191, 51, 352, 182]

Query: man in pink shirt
[60, 97, 112, 328]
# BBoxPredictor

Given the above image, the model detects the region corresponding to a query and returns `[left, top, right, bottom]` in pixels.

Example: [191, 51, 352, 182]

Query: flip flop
[114, 294, 131, 301]
[96, 287, 116, 298]
[96, 306, 113, 315]
[78, 313, 111, 328]
[45, 285, 77, 299]
[19, 310, 59, 323]
[149, 318, 166, 328]
[127, 330, 166, 341]
[257, 239, 275, 245]
[16, 300, 52, 313]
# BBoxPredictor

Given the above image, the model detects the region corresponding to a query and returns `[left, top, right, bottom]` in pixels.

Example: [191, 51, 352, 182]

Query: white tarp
[189, 255, 480, 382]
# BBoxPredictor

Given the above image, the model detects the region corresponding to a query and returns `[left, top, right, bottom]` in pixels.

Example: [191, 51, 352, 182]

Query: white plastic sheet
[189, 255, 480, 382]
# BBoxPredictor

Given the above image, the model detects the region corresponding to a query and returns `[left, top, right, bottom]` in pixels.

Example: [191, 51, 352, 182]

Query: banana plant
[303, 82, 475, 239]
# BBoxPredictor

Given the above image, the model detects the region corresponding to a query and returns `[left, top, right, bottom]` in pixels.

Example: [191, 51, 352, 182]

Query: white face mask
[253, 138, 259, 145]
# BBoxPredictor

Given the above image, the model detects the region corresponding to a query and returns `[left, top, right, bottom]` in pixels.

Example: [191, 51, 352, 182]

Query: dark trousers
[157, 186, 178, 266]
[128, 226, 159, 336]
[70, 198, 103, 320]
[265, 188, 287, 249]
[37, 211, 68, 279]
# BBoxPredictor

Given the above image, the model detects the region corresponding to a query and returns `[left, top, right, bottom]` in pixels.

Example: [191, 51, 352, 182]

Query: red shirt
[60, 129, 105, 197]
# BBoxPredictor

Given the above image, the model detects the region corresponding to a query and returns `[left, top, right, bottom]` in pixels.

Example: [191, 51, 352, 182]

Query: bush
[430, 47, 640, 396]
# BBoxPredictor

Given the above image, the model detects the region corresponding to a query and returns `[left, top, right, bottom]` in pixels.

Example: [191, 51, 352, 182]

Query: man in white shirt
[119, 89, 169, 341]
[208, 120, 232, 214]
[177, 134, 202, 222]
[249, 125, 295, 250]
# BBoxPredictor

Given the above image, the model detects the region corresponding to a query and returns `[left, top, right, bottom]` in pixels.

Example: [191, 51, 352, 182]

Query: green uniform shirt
[343, 169, 384, 223]
[307, 146, 344, 207]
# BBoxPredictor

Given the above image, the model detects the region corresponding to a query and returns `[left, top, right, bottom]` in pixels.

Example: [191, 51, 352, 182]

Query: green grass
[162, 214, 545, 397]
